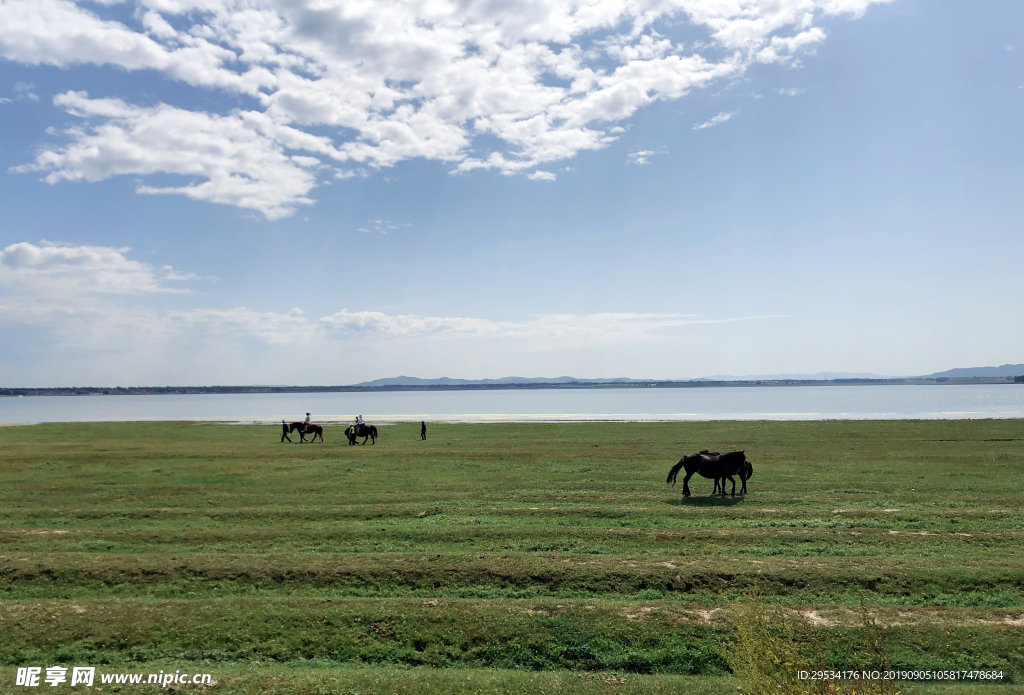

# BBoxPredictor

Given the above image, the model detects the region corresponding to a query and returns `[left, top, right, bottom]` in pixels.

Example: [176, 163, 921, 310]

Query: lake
[1, 384, 1022, 424]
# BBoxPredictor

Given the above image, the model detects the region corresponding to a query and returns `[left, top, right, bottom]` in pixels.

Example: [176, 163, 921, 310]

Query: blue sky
[0, 0, 1021, 386]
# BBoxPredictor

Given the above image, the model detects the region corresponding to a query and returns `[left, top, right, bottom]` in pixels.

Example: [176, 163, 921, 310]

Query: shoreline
[2, 377, 1020, 398]
[2, 415, 1023, 426]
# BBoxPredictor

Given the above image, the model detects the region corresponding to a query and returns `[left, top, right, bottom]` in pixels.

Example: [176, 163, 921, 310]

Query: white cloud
[627, 148, 665, 165]
[316, 309, 784, 344]
[357, 218, 408, 234]
[13, 80, 38, 101]
[0, 241, 784, 352]
[776, 87, 807, 96]
[527, 170, 556, 181]
[693, 110, 738, 130]
[0, 97, 10, 104]
[0, 241, 191, 296]
[14, 92, 323, 219]
[0, 241, 795, 384]
[2, 0, 892, 216]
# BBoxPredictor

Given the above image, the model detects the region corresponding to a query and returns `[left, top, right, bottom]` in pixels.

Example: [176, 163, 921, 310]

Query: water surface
[1, 385, 1022, 424]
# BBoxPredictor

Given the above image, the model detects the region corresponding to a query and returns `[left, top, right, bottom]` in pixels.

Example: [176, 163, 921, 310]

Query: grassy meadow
[1, 418, 1023, 693]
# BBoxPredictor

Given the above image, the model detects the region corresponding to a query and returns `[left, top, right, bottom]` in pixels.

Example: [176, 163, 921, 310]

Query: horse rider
[280, 420, 292, 443]
[355, 414, 364, 434]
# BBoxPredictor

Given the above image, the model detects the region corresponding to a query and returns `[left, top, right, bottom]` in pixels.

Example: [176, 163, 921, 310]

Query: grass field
[1, 419, 1023, 693]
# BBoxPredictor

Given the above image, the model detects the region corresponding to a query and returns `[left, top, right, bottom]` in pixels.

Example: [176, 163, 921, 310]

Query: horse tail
[666, 458, 686, 486]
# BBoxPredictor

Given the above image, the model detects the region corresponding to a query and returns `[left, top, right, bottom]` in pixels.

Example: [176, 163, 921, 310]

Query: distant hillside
[695, 371, 893, 381]
[923, 364, 1024, 379]
[354, 376, 645, 387]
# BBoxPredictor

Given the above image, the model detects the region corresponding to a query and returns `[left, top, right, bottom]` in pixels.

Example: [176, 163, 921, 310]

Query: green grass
[1, 420, 1023, 691]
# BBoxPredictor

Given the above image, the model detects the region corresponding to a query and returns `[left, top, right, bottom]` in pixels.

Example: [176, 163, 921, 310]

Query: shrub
[719, 589, 905, 695]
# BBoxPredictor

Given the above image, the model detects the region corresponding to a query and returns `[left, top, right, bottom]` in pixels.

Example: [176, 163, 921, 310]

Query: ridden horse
[289, 422, 324, 443]
[345, 424, 377, 445]
[666, 450, 750, 497]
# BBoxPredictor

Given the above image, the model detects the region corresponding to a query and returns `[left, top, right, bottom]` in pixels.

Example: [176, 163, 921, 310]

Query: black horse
[699, 450, 754, 495]
[288, 422, 324, 443]
[667, 450, 750, 497]
[704, 452, 752, 496]
[345, 424, 377, 445]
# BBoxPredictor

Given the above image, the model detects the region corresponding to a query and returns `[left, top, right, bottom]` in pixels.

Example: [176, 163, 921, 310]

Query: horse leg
[727, 476, 736, 497]
[682, 471, 693, 497]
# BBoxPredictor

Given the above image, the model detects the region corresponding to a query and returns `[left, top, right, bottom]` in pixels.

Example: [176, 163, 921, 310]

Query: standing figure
[280, 420, 292, 443]
[420, 421, 427, 440]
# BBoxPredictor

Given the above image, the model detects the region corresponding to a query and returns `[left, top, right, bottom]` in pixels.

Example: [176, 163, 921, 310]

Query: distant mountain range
[5, 364, 1020, 397]
[355, 364, 1024, 386]
[353, 376, 642, 387]
[693, 371, 892, 381]
[921, 363, 1024, 379]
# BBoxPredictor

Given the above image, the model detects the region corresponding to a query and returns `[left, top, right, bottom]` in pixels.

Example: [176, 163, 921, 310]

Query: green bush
[720, 589, 905, 695]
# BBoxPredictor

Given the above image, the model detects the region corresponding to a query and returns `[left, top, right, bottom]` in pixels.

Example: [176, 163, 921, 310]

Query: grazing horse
[667, 450, 749, 497]
[289, 422, 324, 443]
[699, 450, 753, 495]
[697, 450, 728, 494]
[345, 424, 377, 445]
[714, 459, 753, 495]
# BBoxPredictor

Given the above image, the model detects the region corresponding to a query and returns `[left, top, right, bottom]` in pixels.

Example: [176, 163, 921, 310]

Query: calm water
[1, 385, 1022, 424]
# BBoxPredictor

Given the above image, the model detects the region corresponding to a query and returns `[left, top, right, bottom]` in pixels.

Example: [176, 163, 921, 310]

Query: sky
[0, 0, 1021, 387]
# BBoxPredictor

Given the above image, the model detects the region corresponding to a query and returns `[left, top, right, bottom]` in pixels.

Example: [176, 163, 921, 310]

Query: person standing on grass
[420, 421, 427, 440]
[280, 420, 292, 443]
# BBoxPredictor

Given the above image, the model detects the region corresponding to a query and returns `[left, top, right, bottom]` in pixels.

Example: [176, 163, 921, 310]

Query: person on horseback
[355, 414, 364, 435]
[303, 412, 311, 433]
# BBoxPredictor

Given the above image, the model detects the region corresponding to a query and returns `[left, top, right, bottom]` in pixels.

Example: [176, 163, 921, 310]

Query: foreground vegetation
[1, 419, 1022, 692]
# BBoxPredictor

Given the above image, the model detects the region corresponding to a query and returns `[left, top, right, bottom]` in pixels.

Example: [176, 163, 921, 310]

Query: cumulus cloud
[2, 0, 890, 215]
[14, 92, 324, 219]
[0, 241, 192, 296]
[693, 110, 738, 130]
[527, 170, 557, 181]
[776, 87, 807, 96]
